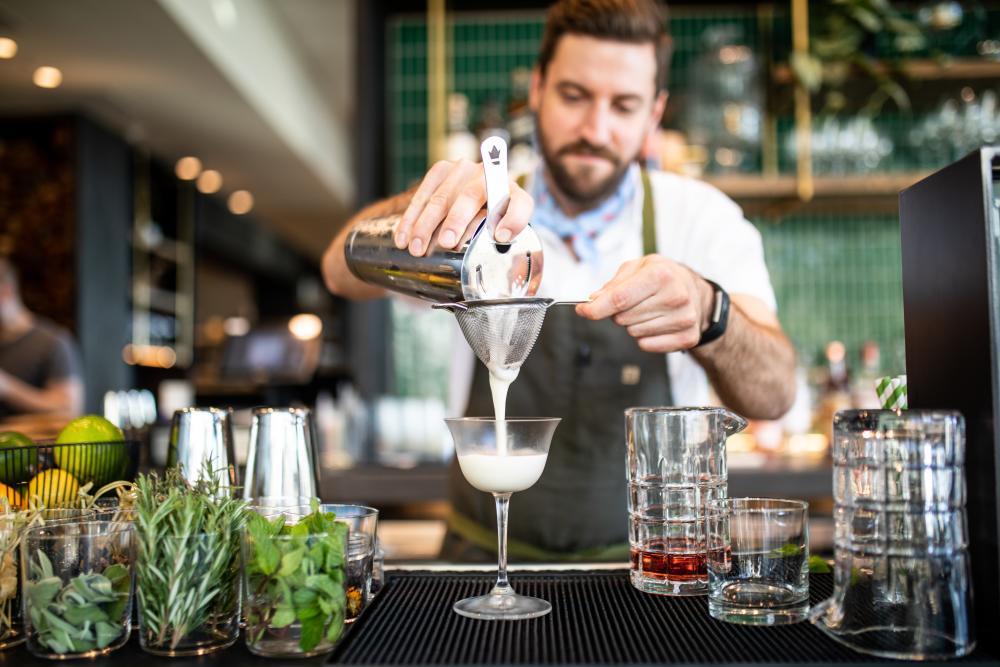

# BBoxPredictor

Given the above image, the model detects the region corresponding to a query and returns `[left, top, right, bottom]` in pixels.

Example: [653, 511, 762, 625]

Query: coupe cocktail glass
[444, 417, 560, 620]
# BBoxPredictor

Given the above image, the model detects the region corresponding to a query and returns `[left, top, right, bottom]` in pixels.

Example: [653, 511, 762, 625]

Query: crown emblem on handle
[488, 145, 501, 164]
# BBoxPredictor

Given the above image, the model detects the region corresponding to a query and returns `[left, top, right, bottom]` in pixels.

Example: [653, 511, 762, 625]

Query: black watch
[695, 279, 730, 347]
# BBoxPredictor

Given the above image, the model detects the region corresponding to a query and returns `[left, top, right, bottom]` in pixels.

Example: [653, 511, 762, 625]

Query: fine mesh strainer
[433, 298, 584, 373]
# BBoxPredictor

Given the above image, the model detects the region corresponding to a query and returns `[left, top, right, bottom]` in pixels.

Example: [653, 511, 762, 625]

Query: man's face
[531, 34, 666, 208]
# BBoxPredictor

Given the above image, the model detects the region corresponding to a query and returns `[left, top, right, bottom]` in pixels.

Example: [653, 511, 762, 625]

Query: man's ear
[648, 90, 668, 136]
[529, 66, 543, 113]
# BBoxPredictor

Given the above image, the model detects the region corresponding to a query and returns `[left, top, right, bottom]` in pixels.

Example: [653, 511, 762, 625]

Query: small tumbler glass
[319, 504, 378, 622]
[242, 516, 347, 658]
[136, 532, 241, 656]
[707, 498, 809, 625]
[21, 520, 135, 659]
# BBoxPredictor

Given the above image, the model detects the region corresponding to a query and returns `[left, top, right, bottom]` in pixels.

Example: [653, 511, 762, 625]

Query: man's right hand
[393, 158, 534, 257]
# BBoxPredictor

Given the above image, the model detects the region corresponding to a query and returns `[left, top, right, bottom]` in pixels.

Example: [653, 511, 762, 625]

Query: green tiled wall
[754, 214, 906, 372]
[385, 7, 996, 398]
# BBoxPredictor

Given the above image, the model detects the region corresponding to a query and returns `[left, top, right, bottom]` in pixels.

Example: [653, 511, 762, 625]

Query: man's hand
[393, 159, 534, 257]
[575, 255, 714, 353]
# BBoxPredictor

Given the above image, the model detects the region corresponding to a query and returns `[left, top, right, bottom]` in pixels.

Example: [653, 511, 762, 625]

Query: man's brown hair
[537, 0, 672, 92]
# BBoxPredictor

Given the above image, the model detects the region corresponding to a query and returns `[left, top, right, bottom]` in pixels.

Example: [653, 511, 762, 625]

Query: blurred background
[2, 0, 999, 560]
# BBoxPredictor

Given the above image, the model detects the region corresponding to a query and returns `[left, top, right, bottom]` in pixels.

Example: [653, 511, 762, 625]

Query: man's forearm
[691, 301, 797, 420]
[0, 375, 82, 415]
[322, 187, 418, 300]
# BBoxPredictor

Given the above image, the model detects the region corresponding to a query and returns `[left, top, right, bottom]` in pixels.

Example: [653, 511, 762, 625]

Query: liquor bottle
[813, 341, 852, 442]
[474, 97, 510, 146]
[506, 67, 535, 176]
[442, 93, 479, 162]
[851, 340, 882, 409]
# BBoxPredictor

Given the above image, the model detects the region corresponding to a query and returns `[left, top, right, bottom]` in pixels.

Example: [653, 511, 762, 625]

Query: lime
[0, 482, 21, 509]
[54, 415, 127, 486]
[26, 469, 79, 507]
[0, 431, 36, 484]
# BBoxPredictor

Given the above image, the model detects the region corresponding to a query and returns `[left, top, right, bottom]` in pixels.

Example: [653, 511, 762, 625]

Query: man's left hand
[575, 255, 715, 353]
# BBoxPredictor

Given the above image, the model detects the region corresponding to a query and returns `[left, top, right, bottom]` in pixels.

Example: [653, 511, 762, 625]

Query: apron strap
[640, 168, 656, 256]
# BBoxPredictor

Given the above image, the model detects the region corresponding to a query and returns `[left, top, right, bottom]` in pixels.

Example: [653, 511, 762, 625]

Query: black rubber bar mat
[329, 570, 995, 666]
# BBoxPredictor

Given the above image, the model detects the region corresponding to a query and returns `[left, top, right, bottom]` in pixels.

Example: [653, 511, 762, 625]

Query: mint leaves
[25, 551, 130, 654]
[244, 505, 348, 653]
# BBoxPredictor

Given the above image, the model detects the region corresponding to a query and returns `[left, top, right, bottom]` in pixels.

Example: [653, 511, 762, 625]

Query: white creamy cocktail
[444, 417, 560, 620]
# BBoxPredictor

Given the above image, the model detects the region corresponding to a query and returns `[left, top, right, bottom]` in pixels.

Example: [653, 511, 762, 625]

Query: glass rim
[25, 518, 135, 538]
[833, 408, 963, 420]
[624, 406, 733, 415]
[174, 406, 231, 416]
[445, 416, 561, 424]
[317, 503, 379, 518]
[251, 406, 312, 417]
[710, 497, 808, 513]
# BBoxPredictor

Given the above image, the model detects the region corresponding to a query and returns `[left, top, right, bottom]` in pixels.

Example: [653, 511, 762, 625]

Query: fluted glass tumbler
[811, 409, 974, 660]
[626, 407, 747, 596]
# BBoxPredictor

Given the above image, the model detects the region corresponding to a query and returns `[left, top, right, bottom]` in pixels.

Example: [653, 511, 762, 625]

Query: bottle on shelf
[812, 341, 853, 442]
[474, 96, 510, 146]
[851, 340, 882, 409]
[441, 92, 479, 162]
[506, 67, 536, 176]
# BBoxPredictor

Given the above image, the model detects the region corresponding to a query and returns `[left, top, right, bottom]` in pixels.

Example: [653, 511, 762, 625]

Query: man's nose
[579, 102, 612, 147]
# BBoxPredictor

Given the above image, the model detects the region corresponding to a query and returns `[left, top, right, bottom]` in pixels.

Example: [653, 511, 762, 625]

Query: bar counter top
[2, 566, 996, 667]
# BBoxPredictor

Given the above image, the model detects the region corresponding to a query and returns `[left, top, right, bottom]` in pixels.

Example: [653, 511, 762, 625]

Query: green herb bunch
[25, 551, 130, 654]
[133, 467, 247, 652]
[244, 504, 348, 653]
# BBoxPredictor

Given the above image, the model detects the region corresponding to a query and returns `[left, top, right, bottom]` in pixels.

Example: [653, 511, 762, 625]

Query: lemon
[54, 415, 126, 486]
[26, 469, 80, 508]
[0, 431, 36, 484]
[0, 482, 21, 509]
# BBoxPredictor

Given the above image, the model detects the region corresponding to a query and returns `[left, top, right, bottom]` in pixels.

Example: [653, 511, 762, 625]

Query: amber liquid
[630, 541, 707, 580]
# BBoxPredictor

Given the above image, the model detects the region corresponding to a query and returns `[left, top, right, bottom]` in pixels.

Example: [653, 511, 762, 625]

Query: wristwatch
[695, 279, 730, 347]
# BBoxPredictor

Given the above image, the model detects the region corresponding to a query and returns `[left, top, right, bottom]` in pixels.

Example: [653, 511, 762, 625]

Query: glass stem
[491, 492, 513, 596]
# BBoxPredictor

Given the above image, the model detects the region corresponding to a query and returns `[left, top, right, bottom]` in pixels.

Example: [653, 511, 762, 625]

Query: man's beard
[539, 134, 636, 210]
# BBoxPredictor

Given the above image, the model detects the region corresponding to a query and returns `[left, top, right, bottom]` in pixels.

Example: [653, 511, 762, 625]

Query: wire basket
[0, 440, 139, 509]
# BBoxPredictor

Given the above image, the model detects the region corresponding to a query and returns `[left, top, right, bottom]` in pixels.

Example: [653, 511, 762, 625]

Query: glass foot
[453, 593, 551, 620]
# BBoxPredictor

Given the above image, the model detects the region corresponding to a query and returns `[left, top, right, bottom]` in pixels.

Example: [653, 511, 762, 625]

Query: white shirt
[446, 168, 777, 416]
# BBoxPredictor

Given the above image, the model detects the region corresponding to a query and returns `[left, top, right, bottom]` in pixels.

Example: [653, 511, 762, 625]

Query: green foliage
[808, 555, 833, 573]
[244, 503, 348, 653]
[133, 466, 247, 652]
[25, 551, 130, 654]
[793, 0, 929, 114]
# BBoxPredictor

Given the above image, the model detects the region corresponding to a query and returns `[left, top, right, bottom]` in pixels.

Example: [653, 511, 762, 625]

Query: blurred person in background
[0, 256, 83, 420]
[324, 0, 795, 561]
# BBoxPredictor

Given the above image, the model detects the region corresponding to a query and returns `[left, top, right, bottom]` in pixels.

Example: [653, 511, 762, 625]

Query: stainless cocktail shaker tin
[344, 215, 544, 303]
[344, 137, 545, 303]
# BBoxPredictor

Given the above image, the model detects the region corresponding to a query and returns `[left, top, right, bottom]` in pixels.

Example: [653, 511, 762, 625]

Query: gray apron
[442, 169, 673, 562]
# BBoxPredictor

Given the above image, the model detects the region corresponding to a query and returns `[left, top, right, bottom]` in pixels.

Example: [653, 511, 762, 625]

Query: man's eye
[615, 102, 638, 114]
[561, 92, 582, 103]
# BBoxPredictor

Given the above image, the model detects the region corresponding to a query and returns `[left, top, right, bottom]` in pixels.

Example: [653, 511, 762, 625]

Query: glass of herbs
[0, 514, 23, 651]
[21, 519, 135, 659]
[242, 503, 349, 658]
[133, 467, 247, 657]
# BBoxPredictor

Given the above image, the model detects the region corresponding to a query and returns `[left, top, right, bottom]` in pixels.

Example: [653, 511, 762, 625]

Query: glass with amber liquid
[625, 408, 746, 596]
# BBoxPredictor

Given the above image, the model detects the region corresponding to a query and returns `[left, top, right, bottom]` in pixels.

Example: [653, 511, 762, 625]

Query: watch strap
[695, 279, 729, 347]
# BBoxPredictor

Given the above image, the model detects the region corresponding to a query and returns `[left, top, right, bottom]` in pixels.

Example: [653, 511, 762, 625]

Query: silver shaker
[344, 137, 544, 303]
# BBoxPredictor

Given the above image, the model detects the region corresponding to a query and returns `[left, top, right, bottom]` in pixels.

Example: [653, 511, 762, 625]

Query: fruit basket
[0, 440, 140, 509]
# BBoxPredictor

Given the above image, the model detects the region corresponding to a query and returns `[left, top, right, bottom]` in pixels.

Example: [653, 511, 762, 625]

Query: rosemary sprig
[133, 466, 247, 652]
